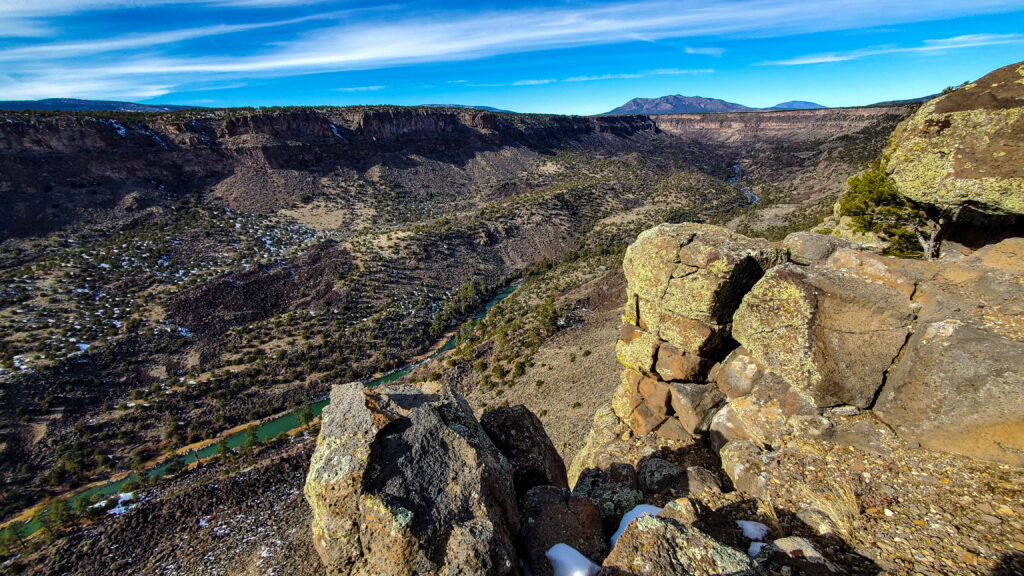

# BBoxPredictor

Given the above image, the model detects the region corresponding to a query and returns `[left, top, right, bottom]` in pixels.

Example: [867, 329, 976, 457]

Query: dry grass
[757, 491, 784, 537]
[799, 475, 859, 540]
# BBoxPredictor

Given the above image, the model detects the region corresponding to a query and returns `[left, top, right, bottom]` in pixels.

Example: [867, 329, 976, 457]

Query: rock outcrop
[614, 222, 1024, 467]
[481, 405, 568, 497]
[885, 60, 1024, 221]
[304, 382, 520, 575]
[615, 223, 785, 438]
[600, 514, 757, 576]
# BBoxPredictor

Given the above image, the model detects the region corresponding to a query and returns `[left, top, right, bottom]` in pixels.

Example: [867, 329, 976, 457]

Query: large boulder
[518, 486, 607, 576]
[304, 383, 519, 575]
[886, 60, 1024, 221]
[733, 261, 915, 409]
[617, 223, 785, 380]
[481, 405, 568, 496]
[573, 463, 644, 537]
[616, 223, 785, 438]
[782, 232, 852, 266]
[600, 514, 757, 576]
[873, 240, 1024, 466]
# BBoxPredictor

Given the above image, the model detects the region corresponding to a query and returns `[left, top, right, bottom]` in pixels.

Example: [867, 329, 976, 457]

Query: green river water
[11, 282, 519, 537]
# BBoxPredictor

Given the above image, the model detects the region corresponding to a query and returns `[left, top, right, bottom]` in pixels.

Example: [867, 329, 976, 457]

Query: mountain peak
[768, 100, 825, 110]
[606, 95, 751, 115]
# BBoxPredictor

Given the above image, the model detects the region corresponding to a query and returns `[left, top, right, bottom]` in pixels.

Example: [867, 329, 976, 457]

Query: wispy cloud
[335, 85, 386, 92]
[565, 73, 644, 82]
[3, 1, 1024, 99]
[761, 33, 1024, 65]
[511, 79, 556, 86]
[685, 46, 723, 56]
[648, 68, 715, 75]
[0, 15, 335, 62]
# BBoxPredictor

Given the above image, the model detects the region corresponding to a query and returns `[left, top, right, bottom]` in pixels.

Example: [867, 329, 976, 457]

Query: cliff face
[0, 107, 658, 240]
[0, 104, 903, 244]
[652, 107, 910, 144]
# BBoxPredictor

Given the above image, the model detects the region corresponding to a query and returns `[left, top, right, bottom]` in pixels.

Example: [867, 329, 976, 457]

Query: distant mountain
[606, 95, 751, 115]
[423, 104, 512, 113]
[768, 101, 825, 110]
[0, 98, 194, 112]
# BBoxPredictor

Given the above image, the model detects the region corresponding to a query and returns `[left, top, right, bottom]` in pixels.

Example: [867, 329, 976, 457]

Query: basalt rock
[573, 463, 644, 537]
[481, 405, 568, 496]
[732, 260, 915, 409]
[304, 382, 519, 576]
[873, 239, 1024, 466]
[600, 514, 757, 576]
[518, 486, 607, 576]
[615, 223, 785, 437]
[885, 60, 1024, 222]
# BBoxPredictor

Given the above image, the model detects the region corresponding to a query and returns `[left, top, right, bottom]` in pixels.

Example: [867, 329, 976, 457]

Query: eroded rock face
[886, 60, 1024, 221]
[732, 261, 915, 409]
[873, 239, 1024, 466]
[615, 223, 785, 438]
[304, 382, 519, 575]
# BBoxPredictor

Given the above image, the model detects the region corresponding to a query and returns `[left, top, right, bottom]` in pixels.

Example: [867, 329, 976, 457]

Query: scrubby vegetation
[839, 165, 942, 258]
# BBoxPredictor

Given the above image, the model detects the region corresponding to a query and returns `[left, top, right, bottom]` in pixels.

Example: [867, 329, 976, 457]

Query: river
[728, 163, 760, 204]
[9, 281, 520, 538]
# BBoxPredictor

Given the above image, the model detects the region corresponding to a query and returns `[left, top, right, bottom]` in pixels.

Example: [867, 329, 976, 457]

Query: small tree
[217, 438, 231, 463]
[297, 403, 314, 429]
[242, 425, 259, 455]
[0, 525, 22, 556]
[839, 167, 943, 259]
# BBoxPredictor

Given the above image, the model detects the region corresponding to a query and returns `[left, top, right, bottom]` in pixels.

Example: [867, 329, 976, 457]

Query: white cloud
[685, 46, 723, 56]
[565, 73, 644, 82]
[648, 68, 715, 75]
[511, 79, 556, 86]
[335, 85, 386, 92]
[3, 1, 1024, 99]
[0, 15, 335, 62]
[761, 33, 1024, 65]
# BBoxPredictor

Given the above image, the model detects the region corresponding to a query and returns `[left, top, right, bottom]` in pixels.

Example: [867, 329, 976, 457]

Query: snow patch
[748, 541, 767, 557]
[611, 504, 662, 548]
[545, 543, 601, 576]
[107, 492, 135, 516]
[736, 520, 769, 540]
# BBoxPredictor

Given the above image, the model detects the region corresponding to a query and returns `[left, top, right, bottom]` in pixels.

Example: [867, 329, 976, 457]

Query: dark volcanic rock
[304, 382, 519, 575]
[481, 404, 568, 496]
[572, 463, 644, 537]
[519, 486, 607, 576]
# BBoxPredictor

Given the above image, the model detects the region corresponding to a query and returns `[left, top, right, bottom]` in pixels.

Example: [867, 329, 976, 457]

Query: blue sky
[1, 1, 1023, 114]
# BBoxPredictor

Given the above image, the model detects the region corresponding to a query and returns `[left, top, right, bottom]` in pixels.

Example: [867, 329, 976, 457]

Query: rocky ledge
[615, 223, 1024, 467]
[304, 222, 1024, 575]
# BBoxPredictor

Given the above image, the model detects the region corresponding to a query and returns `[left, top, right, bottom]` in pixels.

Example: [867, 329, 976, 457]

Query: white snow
[545, 543, 601, 576]
[611, 504, 663, 548]
[748, 542, 767, 557]
[77, 343, 90, 352]
[736, 520, 769, 540]
[107, 492, 134, 516]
